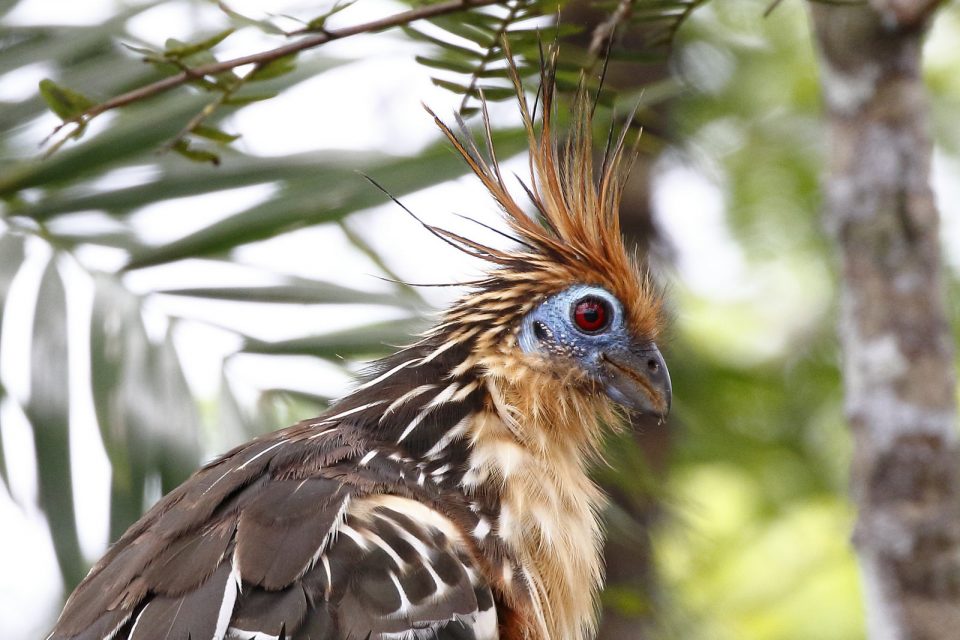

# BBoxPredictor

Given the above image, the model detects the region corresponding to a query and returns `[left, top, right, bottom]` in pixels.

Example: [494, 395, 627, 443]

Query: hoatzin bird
[48, 50, 671, 640]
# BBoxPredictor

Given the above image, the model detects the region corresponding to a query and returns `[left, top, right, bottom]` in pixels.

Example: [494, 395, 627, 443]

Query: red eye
[573, 297, 609, 333]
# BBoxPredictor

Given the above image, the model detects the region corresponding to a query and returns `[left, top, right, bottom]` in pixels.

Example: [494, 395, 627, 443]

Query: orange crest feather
[426, 42, 662, 343]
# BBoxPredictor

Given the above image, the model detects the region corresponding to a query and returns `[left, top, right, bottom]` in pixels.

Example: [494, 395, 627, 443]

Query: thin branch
[45, 0, 504, 144]
[762, 0, 786, 18]
[588, 0, 637, 60]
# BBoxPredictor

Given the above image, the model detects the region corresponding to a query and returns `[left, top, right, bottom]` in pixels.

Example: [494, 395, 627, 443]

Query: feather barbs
[425, 42, 662, 344]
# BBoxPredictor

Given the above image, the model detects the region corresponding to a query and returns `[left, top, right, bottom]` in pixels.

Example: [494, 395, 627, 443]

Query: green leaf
[154, 327, 201, 494]
[171, 138, 221, 165]
[38, 78, 94, 120]
[120, 42, 162, 57]
[89, 275, 140, 539]
[158, 279, 416, 308]
[25, 259, 86, 588]
[223, 90, 278, 105]
[215, 2, 286, 35]
[430, 77, 475, 97]
[247, 54, 298, 82]
[90, 277, 201, 539]
[415, 55, 478, 75]
[305, 0, 358, 30]
[470, 85, 517, 101]
[0, 233, 25, 489]
[431, 78, 515, 101]
[1, 91, 212, 197]
[402, 26, 484, 60]
[242, 318, 424, 359]
[217, 372, 260, 443]
[15, 148, 375, 222]
[192, 124, 241, 143]
[122, 128, 528, 270]
[427, 15, 497, 47]
[162, 28, 234, 60]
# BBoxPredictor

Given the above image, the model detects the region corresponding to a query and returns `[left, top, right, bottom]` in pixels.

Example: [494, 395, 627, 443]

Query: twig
[45, 0, 504, 144]
[588, 0, 637, 60]
[762, 0, 786, 18]
[160, 72, 246, 155]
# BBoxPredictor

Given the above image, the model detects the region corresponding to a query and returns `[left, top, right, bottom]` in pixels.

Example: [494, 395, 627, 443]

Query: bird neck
[460, 357, 610, 640]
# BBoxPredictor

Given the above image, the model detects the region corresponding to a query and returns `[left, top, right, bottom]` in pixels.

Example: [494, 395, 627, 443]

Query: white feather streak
[314, 400, 387, 427]
[226, 628, 277, 640]
[396, 383, 461, 443]
[380, 384, 436, 422]
[365, 529, 408, 570]
[424, 416, 471, 459]
[353, 358, 421, 392]
[213, 564, 240, 640]
[388, 570, 414, 615]
[339, 524, 371, 550]
[236, 440, 287, 470]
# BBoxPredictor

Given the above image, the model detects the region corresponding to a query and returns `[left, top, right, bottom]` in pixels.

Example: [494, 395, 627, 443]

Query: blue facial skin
[518, 284, 627, 372]
[517, 284, 671, 416]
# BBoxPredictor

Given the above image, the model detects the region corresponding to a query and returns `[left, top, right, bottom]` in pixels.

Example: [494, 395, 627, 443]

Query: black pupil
[575, 298, 607, 331]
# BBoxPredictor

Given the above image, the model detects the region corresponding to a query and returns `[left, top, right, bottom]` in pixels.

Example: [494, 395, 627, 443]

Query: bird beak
[599, 342, 672, 418]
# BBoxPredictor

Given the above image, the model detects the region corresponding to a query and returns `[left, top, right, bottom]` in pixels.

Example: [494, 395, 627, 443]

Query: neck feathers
[325, 317, 613, 640]
[470, 360, 610, 640]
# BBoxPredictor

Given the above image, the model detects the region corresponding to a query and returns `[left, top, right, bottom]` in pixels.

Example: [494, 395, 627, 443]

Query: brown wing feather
[49, 416, 499, 640]
[128, 561, 236, 640]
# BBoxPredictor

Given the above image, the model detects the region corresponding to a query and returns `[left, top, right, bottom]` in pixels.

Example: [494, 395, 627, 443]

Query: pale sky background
[1, 1, 959, 637]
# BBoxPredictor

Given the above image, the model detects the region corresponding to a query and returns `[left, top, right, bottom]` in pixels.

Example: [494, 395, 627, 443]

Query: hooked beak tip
[601, 344, 672, 420]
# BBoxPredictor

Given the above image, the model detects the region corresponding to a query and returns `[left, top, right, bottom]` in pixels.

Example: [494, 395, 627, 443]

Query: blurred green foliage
[2, 0, 960, 638]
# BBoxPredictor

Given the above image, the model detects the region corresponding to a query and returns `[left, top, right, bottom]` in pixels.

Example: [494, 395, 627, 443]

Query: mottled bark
[810, 2, 960, 638]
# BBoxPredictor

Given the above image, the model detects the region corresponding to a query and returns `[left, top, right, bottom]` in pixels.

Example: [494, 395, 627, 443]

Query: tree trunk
[809, 2, 960, 637]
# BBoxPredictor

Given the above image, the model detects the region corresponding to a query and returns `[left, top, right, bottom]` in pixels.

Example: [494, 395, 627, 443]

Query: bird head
[422, 46, 670, 423]
[515, 284, 670, 418]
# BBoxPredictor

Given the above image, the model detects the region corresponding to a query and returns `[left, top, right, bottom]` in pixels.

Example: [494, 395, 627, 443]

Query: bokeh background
[2, 0, 960, 638]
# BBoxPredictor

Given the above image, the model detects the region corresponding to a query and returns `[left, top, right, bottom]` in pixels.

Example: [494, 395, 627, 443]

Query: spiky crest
[423, 41, 662, 347]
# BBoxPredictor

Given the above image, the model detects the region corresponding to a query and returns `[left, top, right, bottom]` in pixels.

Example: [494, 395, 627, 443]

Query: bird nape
[48, 46, 671, 640]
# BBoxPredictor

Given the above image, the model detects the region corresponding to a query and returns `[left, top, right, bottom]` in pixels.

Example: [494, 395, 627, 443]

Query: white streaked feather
[388, 570, 414, 615]
[313, 400, 387, 427]
[473, 606, 500, 640]
[426, 382, 461, 408]
[126, 602, 150, 640]
[212, 564, 240, 640]
[305, 426, 337, 440]
[419, 338, 460, 364]
[235, 441, 287, 471]
[450, 380, 480, 402]
[322, 554, 333, 599]
[424, 415, 472, 459]
[396, 382, 461, 443]
[353, 358, 422, 392]
[472, 517, 491, 540]
[99, 612, 134, 640]
[226, 628, 278, 640]
[396, 411, 427, 443]
[364, 530, 408, 570]
[380, 384, 436, 422]
[338, 524, 371, 550]
[497, 503, 514, 540]
[308, 494, 351, 571]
